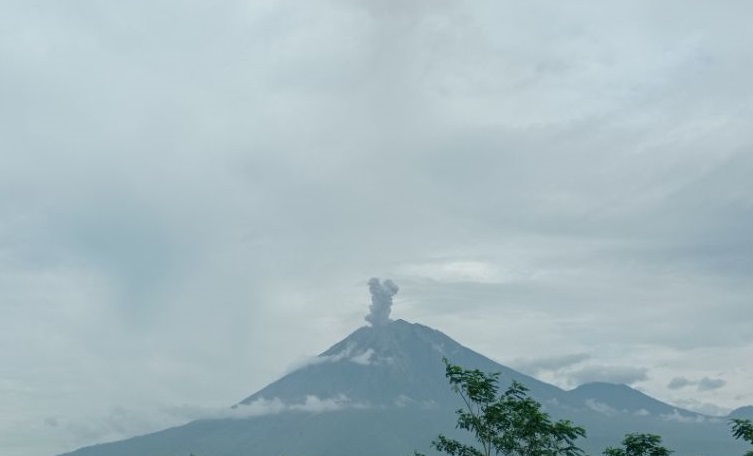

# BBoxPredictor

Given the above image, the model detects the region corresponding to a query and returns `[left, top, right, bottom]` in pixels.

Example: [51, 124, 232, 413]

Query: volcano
[59, 317, 750, 456]
[59, 275, 750, 456]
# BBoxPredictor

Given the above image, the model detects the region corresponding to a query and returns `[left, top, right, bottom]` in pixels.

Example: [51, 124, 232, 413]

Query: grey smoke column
[365, 278, 399, 326]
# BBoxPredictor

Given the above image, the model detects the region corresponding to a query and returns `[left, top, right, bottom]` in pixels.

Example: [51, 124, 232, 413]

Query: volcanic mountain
[236, 319, 565, 409]
[60, 318, 749, 456]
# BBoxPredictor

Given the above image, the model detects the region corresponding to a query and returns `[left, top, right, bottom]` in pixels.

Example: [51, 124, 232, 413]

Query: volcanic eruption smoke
[365, 278, 399, 326]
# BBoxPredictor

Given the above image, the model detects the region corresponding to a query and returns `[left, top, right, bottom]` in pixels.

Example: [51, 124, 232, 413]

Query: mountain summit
[238, 319, 563, 410]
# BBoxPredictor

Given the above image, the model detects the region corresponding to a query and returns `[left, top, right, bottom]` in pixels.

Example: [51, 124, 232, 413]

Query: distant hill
[729, 405, 753, 419]
[60, 319, 751, 456]
[568, 382, 695, 417]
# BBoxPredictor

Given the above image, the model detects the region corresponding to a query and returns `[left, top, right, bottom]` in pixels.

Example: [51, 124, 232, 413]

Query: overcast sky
[2, 1, 753, 455]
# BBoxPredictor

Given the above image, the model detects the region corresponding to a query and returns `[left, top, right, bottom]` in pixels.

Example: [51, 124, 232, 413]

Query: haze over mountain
[60, 280, 750, 456]
[5, 2, 753, 455]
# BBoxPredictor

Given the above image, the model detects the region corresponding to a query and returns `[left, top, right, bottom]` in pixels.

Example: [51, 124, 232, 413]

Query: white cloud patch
[660, 409, 708, 424]
[232, 394, 361, 418]
[585, 399, 618, 416]
[351, 348, 376, 365]
[395, 394, 415, 407]
[318, 346, 357, 363]
[697, 377, 726, 392]
[285, 343, 360, 372]
[285, 346, 386, 372]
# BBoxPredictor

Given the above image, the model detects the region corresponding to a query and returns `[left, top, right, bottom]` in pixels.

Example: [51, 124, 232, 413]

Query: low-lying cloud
[585, 399, 618, 416]
[513, 353, 591, 375]
[284, 345, 381, 373]
[232, 394, 362, 418]
[568, 365, 649, 386]
[667, 376, 726, 392]
[660, 409, 709, 424]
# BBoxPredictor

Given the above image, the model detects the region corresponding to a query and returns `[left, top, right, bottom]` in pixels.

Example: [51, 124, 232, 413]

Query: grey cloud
[568, 366, 649, 386]
[668, 377, 693, 390]
[513, 353, 591, 375]
[697, 377, 726, 392]
[3, 1, 753, 455]
[667, 376, 726, 392]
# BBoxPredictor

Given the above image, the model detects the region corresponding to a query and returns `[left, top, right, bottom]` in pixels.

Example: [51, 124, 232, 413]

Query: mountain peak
[321, 319, 445, 360]
[236, 319, 466, 408]
[236, 317, 562, 409]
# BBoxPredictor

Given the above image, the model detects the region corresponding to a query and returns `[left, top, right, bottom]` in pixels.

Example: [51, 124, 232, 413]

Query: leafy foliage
[603, 433, 672, 456]
[418, 359, 586, 456]
[731, 418, 753, 456]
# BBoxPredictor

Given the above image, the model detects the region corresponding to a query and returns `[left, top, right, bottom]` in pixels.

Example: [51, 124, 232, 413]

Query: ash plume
[365, 278, 399, 326]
